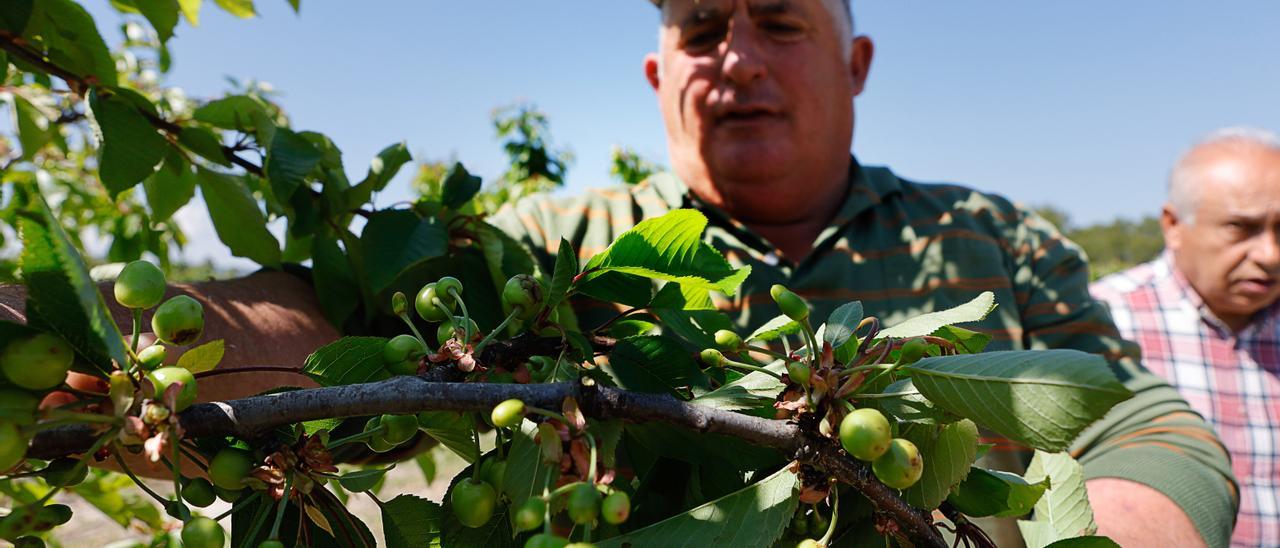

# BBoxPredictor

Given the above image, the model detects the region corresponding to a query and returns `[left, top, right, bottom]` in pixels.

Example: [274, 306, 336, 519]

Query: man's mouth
[713, 104, 782, 126]
[1234, 277, 1278, 295]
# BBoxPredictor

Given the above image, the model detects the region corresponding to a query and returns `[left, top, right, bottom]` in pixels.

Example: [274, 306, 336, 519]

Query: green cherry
[151, 295, 204, 346]
[839, 408, 892, 461]
[490, 399, 526, 428]
[207, 447, 254, 491]
[415, 283, 452, 322]
[770, 284, 810, 322]
[382, 334, 425, 364]
[450, 478, 497, 528]
[137, 344, 167, 370]
[513, 497, 546, 532]
[713, 329, 742, 350]
[181, 517, 225, 548]
[502, 274, 544, 319]
[1, 333, 74, 390]
[566, 483, 601, 525]
[872, 438, 924, 490]
[114, 260, 167, 309]
[601, 491, 631, 524]
[148, 366, 198, 412]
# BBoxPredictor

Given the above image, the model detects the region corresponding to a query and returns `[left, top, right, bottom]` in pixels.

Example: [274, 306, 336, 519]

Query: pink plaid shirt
[1092, 253, 1280, 547]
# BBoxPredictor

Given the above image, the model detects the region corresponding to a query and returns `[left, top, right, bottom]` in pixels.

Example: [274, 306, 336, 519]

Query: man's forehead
[659, 0, 810, 22]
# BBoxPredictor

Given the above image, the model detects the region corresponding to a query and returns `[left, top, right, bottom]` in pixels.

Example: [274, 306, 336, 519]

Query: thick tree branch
[27, 377, 945, 547]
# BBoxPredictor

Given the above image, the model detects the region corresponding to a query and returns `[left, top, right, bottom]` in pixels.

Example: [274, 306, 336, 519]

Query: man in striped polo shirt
[490, 1, 1237, 546]
[1092, 128, 1280, 547]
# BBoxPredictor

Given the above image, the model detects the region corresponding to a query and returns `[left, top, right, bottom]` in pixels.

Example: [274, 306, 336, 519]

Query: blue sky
[83, 1, 1280, 268]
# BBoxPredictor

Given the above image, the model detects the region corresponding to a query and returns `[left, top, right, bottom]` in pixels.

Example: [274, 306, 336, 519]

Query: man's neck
[746, 191, 847, 261]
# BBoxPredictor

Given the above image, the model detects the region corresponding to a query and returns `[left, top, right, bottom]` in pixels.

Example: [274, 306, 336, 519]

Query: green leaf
[543, 238, 578, 314]
[381, 494, 442, 548]
[900, 419, 978, 510]
[347, 142, 411, 207]
[338, 465, 392, 493]
[26, 0, 118, 85]
[12, 93, 52, 159]
[576, 270, 653, 308]
[266, 127, 321, 201]
[15, 185, 127, 373]
[878, 291, 996, 339]
[746, 314, 801, 343]
[192, 95, 271, 140]
[440, 162, 481, 210]
[416, 411, 479, 463]
[1043, 537, 1120, 548]
[213, 0, 254, 17]
[177, 0, 199, 24]
[905, 350, 1132, 451]
[1017, 451, 1099, 548]
[87, 88, 167, 196]
[177, 125, 230, 166]
[301, 336, 390, 387]
[175, 339, 224, 374]
[603, 335, 708, 398]
[935, 325, 992, 354]
[650, 281, 715, 311]
[875, 378, 952, 425]
[610, 319, 657, 338]
[581, 209, 750, 296]
[360, 209, 448, 294]
[0, 0, 32, 33]
[947, 467, 1049, 518]
[311, 233, 360, 328]
[822, 301, 863, 350]
[132, 0, 179, 42]
[197, 167, 282, 267]
[597, 466, 798, 548]
[286, 0, 299, 12]
[143, 150, 197, 222]
[692, 362, 785, 411]
[500, 420, 556, 515]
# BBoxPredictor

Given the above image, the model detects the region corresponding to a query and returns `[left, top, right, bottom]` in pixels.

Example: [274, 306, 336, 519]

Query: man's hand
[0, 270, 339, 403]
[1087, 478, 1207, 547]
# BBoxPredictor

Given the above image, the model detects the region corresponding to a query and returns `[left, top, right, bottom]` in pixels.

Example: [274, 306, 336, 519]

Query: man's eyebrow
[748, 1, 795, 17]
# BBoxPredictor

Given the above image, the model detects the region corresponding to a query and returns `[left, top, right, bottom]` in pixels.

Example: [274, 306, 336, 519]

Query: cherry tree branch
[27, 376, 945, 547]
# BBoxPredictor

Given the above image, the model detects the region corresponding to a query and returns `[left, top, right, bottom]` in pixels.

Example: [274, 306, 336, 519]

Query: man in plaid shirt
[1092, 127, 1280, 547]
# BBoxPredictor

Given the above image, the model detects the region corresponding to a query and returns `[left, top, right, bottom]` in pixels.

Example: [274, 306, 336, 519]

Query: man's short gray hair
[1169, 127, 1280, 224]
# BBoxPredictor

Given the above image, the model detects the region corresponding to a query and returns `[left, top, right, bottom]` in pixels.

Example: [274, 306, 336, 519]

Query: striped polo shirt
[490, 158, 1238, 547]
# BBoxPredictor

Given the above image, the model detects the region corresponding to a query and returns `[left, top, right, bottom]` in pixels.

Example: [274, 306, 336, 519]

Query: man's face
[1164, 144, 1280, 330]
[645, 0, 871, 213]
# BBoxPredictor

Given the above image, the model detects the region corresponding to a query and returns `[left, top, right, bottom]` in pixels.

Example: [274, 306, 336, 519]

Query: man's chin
[706, 147, 793, 183]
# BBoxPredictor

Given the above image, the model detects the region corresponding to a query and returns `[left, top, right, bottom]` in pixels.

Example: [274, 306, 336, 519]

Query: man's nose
[720, 23, 766, 86]
[1252, 230, 1280, 272]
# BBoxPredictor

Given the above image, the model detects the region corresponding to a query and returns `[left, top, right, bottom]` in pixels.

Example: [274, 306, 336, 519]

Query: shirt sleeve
[1009, 206, 1238, 548]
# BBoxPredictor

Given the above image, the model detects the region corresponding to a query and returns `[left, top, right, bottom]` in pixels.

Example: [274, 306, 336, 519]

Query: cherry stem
[475, 308, 522, 354]
[112, 444, 170, 507]
[819, 489, 839, 545]
[269, 474, 294, 539]
[526, 405, 574, 435]
[130, 308, 142, 360]
[214, 491, 263, 521]
[326, 425, 384, 449]
[447, 289, 473, 342]
[721, 359, 785, 381]
[194, 366, 314, 380]
[471, 414, 484, 482]
[398, 312, 430, 351]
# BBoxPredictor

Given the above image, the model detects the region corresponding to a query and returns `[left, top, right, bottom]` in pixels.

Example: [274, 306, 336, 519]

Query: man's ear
[849, 36, 874, 97]
[1161, 204, 1183, 250]
[644, 53, 661, 91]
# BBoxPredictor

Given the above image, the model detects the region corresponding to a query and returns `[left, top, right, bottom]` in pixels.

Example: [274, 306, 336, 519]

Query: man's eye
[683, 28, 725, 50]
[762, 21, 805, 38]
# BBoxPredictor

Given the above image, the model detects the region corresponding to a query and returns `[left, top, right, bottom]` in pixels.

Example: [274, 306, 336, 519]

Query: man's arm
[0, 270, 339, 402]
[1010, 207, 1236, 547]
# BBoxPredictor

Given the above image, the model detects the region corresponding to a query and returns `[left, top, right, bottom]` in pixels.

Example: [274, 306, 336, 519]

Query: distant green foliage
[1035, 206, 1164, 279]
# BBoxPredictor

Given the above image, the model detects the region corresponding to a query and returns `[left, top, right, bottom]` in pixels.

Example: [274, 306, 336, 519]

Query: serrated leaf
[1018, 451, 1098, 548]
[906, 350, 1132, 451]
[132, 0, 179, 42]
[338, 465, 392, 493]
[266, 127, 321, 201]
[875, 378, 953, 425]
[935, 325, 992, 354]
[197, 167, 281, 267]
[747, 314, 801, 343]
[543, 238, 578, 315]
[440, 162, 481, 209]
[596, 466, 798, 547]
[302, 336, 390, 387]
[361, 209, 448, 294]
[309, 485, 377, 547]
[302, 417, 342, 436]
[822, 301, 864, 350]
[87, 88, 167, 196]
[26, 0, 117, 85]
[16, 185, 126, 373]
[901, 419, 977, 510]
[416, 411, 479, 463]
[192, 95, 271, 142]
[878, 291, 996, 339]
[143, 150, 197, 222]
[576, 270, 653, 308]
[610, 319, 657, 338]
[603, 335, 708, 398]
[947, 467, 1049, 518]
[692, 362, 785, 411]
[382, 494, 442, 548]
[175, 339, 223, 373]
[650, 281, 715, 311]
[213, 0, 254, 17]
[581, 209, 750, 296]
